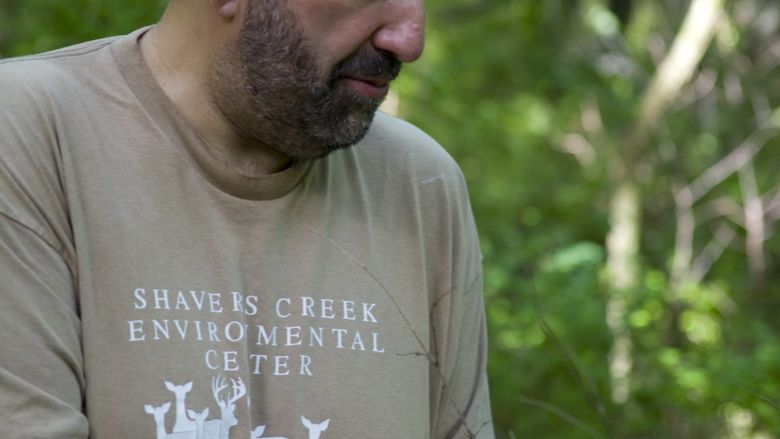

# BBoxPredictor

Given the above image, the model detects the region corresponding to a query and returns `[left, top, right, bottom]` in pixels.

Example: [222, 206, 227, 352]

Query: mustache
[329, 46, 402, 85]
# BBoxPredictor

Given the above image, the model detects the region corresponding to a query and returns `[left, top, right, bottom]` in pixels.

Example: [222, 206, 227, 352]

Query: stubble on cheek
[205, 1, 391, 160]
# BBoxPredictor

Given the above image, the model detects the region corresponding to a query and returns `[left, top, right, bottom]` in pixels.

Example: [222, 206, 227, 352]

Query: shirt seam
[0, 38, 116, 66]
[0, 209, 77, 279]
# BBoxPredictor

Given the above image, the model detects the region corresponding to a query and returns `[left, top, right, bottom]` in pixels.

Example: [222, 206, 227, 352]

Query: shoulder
[0, 35, 123, 160]
[0, 39, 116, 252]
[361, 111, 459, 166]
[0, 36, 117, 78]
[343, 112, 483, 289]
[0, 59, 61, 136]
[0, 36, 118, 107]
[321, 111, 475, 230]
[352, 111, 466, 188]
[0, 35, 117, 69]
[0, 44, 103, 173]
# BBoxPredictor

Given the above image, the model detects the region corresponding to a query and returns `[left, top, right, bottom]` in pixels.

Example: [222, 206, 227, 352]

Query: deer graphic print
[143, 375, 330, 438]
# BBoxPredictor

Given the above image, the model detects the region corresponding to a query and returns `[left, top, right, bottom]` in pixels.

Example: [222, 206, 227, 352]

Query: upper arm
[0, 59, 88, 438]
[425, 155, 494, 439]
[0, 215, 88, 438]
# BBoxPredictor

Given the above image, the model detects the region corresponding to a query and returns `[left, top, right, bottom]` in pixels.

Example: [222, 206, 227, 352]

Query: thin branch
[750, 92, 773, 128]
[738, 163, 766, 285]
[671, 185, 695, 288]
[699, 196, 744, 226]
[581, 95, 605, 136]
[723, 71, 744, 106]
[689, 222, 737, 283]
[559, 134, 597, 168]
[756, 37, 780, 71]
[669, 68, 718, 112]
[312, 230, 432, 362]
[630, 0, 725, 152]
[311, 229, 478, 437]
[762, 186, 780, 220]
[523, 268, 614, 438]
[688, 128, 777, 202]
[515, 396, 608, 439]
[738, 384, 780, 413]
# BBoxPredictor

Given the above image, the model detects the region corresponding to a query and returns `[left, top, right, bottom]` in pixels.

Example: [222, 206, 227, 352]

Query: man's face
[209, 0, 425, 161]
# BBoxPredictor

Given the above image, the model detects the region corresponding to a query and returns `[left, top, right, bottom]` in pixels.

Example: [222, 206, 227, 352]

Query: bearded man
[0, 0, 494, 438]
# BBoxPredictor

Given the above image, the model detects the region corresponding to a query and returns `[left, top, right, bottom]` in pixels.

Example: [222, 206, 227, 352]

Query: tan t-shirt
[0, 28, 494, 439]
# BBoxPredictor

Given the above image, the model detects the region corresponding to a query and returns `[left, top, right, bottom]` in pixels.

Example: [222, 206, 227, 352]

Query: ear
[184, 381, 193, 391]
[321, 419, 330, 430]
[162, 402, 172, 412]
[165, 381, 175, 391]
[301, 416, 312, 428]
[144, 404, 154, 414]
[212, 0, 239, 19]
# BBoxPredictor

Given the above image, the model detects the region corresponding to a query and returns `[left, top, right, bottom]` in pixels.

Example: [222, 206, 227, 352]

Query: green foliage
[399, 0, 780, 437]
[3, 0, 780, 437]
[0, 0, 167, 57]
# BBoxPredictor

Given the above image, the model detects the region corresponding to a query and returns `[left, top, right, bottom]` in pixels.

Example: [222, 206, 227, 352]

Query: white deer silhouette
[250, 425, 288, 439]
[202, 375, 247, 439]
[166, 381, 197, 433]
[186, 407, 210, 439]
[145, 402, 172, 439]
[301, 416, 330, 439]
[144, 402, 199, 439]
[147, 377, 331, 439]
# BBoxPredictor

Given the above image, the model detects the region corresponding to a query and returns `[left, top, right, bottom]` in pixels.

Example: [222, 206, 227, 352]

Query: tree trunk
[606, 179, 640, 404]
[604, 0, 724, 406]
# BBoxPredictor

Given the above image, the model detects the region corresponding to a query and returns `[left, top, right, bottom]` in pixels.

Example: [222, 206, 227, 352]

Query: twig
[689, 222, 737, 283]
[311, 229, 479, 437]
[522, 268, 615, 439]
[311, 229, 432, 362]
[688, 128, 777, 202]
[762, 185, 780, 222]
[699, 196, 743, 226]
[671, 185, 695, 288]
[738, 163, 766, 285]
[515, 396, 608, 439]
[750, 92, 773, 128]
[630, 0, 725, 151]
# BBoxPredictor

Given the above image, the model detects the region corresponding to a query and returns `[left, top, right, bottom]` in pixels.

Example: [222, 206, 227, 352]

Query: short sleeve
[430, 274, 495, 439]
[0, 58, 88, 438]
[0, 216, 88, 438]
[429, 167, 495, 439]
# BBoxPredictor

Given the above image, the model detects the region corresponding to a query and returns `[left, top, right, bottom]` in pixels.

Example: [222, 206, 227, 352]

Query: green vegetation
[3, 0, 779, 437]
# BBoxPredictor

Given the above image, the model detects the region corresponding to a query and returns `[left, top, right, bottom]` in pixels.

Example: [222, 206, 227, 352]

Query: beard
[208, 0, 401, 161]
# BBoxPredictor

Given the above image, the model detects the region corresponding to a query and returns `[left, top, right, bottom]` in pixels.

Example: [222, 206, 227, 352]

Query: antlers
[228, 377, 247, 405]
[211, 375, 247, 409]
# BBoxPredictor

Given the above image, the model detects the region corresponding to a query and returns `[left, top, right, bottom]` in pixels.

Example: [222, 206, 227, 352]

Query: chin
[276, 110, 377, 161]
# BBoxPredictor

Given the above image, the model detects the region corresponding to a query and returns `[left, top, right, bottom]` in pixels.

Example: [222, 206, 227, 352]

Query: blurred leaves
[0, 0, 167, 56]
[399, 0, 780, 437]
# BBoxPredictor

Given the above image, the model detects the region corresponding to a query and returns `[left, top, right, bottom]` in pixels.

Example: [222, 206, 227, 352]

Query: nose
[371, 0, 425, 63]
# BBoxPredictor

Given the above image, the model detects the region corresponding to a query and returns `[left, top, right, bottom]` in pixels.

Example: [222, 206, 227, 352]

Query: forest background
[1, 0, 779, 437]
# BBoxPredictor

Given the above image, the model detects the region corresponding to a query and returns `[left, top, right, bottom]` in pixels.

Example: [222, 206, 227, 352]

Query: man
[0, 0, 493, 437]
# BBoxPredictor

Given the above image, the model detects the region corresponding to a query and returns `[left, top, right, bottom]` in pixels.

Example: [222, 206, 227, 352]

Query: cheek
[294, 1, 379, 63]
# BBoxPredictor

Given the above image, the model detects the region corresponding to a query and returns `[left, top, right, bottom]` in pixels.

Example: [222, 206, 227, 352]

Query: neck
[140, 6, 293, 175]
